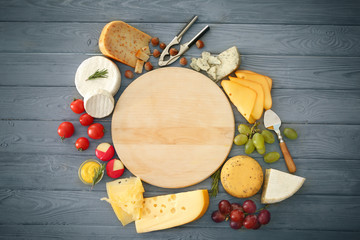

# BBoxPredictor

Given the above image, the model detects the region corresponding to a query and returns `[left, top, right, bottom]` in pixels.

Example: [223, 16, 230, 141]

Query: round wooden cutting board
[111, 67, 234, 188]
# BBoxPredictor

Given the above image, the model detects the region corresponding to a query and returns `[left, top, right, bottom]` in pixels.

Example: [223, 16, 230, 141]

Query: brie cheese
[75, 56, 121, 97]
[84, 89, 115, 118]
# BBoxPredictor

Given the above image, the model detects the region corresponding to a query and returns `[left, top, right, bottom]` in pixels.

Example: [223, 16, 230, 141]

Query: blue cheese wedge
[216, 46, 240, 81]
[75, 56, 121, 97]
[190, 58, 200, 71]
[84, 89, 115, 118]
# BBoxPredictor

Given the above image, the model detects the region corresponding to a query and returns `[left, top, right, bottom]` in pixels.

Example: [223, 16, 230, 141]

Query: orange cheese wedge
[235, 70, 273, 89]
[229, 76, 264, 121]
[235, 70, 272, 110]
[99, 21, 152, 68]
[221, 80, 257, 123]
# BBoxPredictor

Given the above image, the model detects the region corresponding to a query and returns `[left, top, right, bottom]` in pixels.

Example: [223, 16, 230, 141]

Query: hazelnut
[124, 70, 134, 79]
[169, 48, 179, 56]
[151, 37, 159, 46]
[196, 40, 204, 49]
[179, 57, 187, 66]
[159, 42, 166, 49]
[144, 62, 153, 71]
[153, 49, 161, 58]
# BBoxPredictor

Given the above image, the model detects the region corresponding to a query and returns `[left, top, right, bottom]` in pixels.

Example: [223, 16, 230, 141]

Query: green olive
[283, 128, 298, 140]
[264, 152, 280, 163]
[234, 134, 248, 146]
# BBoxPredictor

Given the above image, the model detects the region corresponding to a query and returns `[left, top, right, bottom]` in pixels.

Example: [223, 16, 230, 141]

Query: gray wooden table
[1, 0, 360, 239]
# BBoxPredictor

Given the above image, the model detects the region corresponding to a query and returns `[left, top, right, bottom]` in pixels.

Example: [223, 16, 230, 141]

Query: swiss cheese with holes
[135, 190, 209, 233]
[221, 155, 263, 198]
[99, 21, 152, 68]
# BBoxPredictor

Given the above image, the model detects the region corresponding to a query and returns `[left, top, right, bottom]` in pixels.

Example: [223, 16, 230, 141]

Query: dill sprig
[87, 69, 108, 80]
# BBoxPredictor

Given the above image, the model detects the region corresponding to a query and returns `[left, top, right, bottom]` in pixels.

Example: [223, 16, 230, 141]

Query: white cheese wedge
[84, 89, 115, 118]
[75, 56, 121, 97]
[261, 169, 306, 204]
[135, 189, 209, 233]
[216, 46, 240, 81]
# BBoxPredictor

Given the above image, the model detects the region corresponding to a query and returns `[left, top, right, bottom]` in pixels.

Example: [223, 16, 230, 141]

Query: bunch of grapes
[211, 199, 270, 230]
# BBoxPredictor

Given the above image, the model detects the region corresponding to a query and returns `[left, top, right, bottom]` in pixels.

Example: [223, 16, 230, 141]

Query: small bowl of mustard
[78, 159, 104, 185]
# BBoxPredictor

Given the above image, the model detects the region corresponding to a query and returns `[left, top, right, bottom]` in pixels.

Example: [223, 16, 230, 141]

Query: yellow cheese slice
[228, 76, 265, 121]
[221, 80, 257, 123]
[261, 169, 305, 204]
[102, 177, 145, 226]
[221, 155, 263, 198]
[135, 189, 209, 233]
[235, 70, 272, 110]
[99, 21, 152, 68]
[235, 70, 273, 89]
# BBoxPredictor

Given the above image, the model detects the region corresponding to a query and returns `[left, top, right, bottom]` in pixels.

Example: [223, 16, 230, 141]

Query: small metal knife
[264, 109, 296, 173]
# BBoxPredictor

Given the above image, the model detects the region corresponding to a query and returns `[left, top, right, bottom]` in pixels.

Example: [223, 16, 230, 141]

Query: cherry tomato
[79, 113, 94, 126]
[87, 123, 105, 139]
[57, 122, 74, 139]
[70, 99, 85, 114]
[75, 137, 90, 151]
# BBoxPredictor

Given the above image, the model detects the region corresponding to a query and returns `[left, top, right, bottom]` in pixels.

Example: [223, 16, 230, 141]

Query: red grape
[218, 200, 231, 215]
[230, 209, 245, 223]
[243, 215, 257, 229]
[230, 220, 242, 229]
[211, 210, 226, 223]
[252, 220, 261, 230]
[258, 209, 271, 225]
[243, 200, 256, 213]
[231, 203, 244, 212]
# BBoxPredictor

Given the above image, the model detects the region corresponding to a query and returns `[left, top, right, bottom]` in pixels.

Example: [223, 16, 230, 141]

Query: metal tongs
[158, 15, 210, 66]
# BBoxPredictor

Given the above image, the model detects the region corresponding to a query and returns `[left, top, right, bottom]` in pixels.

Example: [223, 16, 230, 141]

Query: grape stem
[249, 122, 260, 139]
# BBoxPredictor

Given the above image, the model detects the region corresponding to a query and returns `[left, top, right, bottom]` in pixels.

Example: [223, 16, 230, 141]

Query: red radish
[106, 159, 125, 178]
[95, 142, 115, 161]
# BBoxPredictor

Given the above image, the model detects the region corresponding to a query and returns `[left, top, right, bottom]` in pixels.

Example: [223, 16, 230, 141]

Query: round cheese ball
[75, 56, 121, 97]
[221, 155, 263, 198]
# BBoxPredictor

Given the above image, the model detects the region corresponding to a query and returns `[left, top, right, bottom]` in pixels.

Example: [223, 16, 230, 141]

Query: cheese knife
[264, 109, 296, 173]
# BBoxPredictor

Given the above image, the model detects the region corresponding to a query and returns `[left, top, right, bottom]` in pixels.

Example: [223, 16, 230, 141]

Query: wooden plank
[1, 53, 360, 90]
[0, 0, 360, 25]
[0, 120, 359, 160]
[1, 23, 360, 56]
[0, 86, 359, 124]
[0, 225, 358, 240]
[0, 153, 358, 196]
[0, 189, 359, 231]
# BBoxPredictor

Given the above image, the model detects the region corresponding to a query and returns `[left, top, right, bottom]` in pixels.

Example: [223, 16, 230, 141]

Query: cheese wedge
[216, 46, 241, 81]
[221, 80, 257, 123]
[84, 89, 115, 118]
[236, 70, 272, 89]
[235, 70, 272, 110]
[228, 76, 264, 121]
[135, 190, 209, 233]
[99, 21, 152, 68]
[102, 177, 145, 226]
[261, 169, 305, 204]
[221, 155, 263, 198]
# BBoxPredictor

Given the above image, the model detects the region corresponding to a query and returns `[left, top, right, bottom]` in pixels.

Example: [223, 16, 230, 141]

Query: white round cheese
[75, 56, 121, 97]
[84, 89, 115, 118]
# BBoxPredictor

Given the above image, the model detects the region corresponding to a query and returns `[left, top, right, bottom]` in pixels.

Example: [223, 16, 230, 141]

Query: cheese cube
[135, 49, 150, 62]
[135, 189, 209, 233]
[134, 59, 144, 74]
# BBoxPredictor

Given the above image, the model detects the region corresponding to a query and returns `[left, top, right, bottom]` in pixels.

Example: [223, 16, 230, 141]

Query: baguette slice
[99, 21, 151, 68]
